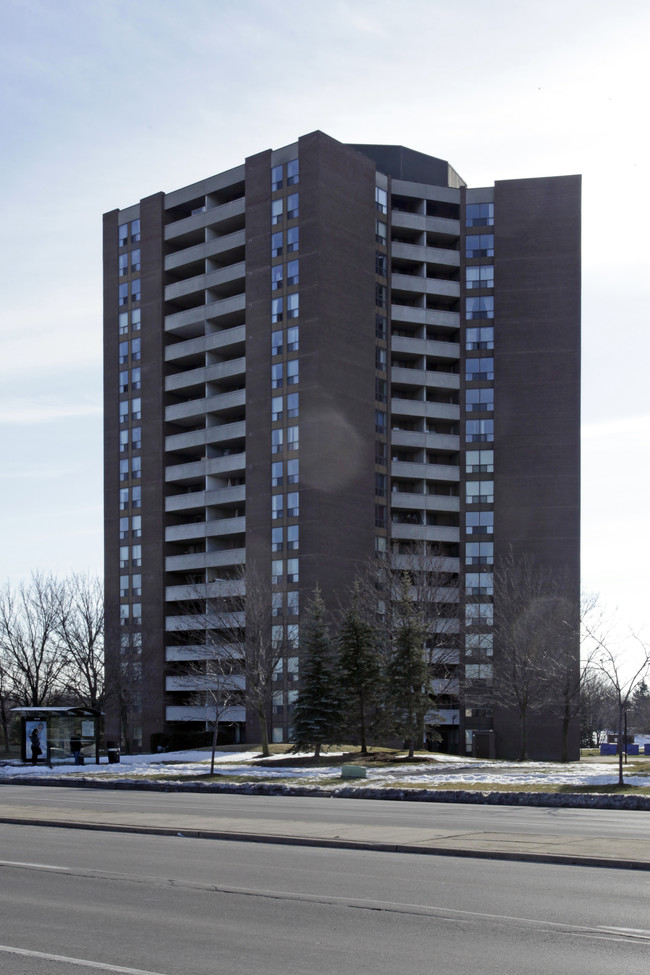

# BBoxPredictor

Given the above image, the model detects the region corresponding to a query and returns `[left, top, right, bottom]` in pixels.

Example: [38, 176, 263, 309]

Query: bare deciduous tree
[0, 573, 69, 707]
[57, 573, 105, 709]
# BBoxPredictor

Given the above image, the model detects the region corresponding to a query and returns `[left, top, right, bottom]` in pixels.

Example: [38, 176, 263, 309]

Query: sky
[0, 0, 648, 644]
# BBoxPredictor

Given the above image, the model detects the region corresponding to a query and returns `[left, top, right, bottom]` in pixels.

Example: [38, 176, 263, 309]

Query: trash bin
[106, 741, 120, 764]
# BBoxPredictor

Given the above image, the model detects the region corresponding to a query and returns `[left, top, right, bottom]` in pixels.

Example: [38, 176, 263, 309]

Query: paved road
[0, 822, 649, 974]
[0, 784, 649, 867]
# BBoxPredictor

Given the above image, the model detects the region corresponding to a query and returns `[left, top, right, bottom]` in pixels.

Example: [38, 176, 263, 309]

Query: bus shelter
[12, 707, 102, 765]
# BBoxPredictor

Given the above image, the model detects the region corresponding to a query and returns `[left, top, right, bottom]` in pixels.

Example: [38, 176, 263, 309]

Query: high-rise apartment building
[103, 130, 580, 760]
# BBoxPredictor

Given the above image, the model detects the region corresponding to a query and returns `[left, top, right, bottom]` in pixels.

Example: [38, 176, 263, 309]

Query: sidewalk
[1, 794, 648, 871]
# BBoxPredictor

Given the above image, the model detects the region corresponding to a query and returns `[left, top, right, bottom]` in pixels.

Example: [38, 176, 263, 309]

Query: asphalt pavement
[1, 784, 649, 870]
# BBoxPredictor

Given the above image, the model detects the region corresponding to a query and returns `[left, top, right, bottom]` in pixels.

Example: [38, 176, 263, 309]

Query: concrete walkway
[1, 794, 649, 871]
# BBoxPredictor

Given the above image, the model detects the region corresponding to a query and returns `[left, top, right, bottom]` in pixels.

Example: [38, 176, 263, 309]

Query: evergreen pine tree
[290, 588, 338, 758]
[337, 582, 382, 753]
[386, 573, 430, 758]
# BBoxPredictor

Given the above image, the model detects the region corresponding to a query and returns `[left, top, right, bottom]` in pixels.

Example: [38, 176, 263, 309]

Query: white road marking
[0, 859, 69, 871]
[0, 943, 168, 974]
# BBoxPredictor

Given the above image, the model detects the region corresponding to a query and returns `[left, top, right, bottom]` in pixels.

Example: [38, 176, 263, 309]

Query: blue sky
[0, 0, 648, 636]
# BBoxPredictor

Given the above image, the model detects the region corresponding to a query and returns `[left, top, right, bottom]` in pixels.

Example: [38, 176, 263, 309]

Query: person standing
[70, 731, 83, 765]
[30, 727, 41, 765]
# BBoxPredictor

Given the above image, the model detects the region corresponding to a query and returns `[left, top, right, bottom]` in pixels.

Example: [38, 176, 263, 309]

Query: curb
[0, 814, 647, 872]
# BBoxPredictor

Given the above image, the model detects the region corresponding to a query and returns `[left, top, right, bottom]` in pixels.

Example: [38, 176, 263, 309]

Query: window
[375, 347, 387, 371]
[132, 544, 142, 567]
[272, 526, 283, 552]
[271, 329, 283, 356]
[375, 253, 387, 277]
[119, 370, 129, 393]
[119, 253, 128, 276]
[271, 428, 283, 454]
[120, 604, 130, 624]
[287, 293, 299, 319]
[286, 158, 299, 186]
[466, 234, 494, 259]
[375, 377, 387, 403]
[271, 297, 283, 323]
[287, 226, 299, 252]
[271, 164, 283, 191]
[465, 632, 493, 654]
[132, 485, 141, 507]
[119, 312, 129, 335]
[272, 495, 284, 520]
[131, 367, 141, 390]
[466, 265, 494, 289]
[286, 625, 299, 650]
[465, 663, 493, 680]
[287, 590, 299, 616]
[132, 398, 142, 420]
[466, 388, 494, 412]
[466, 480, 494, 503]
[119, 283, 128, 307]
[287, 525, 299, 550]
[131, 249, 141, 272]
[271, 265, 283, 290]
[119, 401, 129, 423]
[375, 186, 387, 214]
[119, 575, 130, 597]
[375, 504, 386, 529]
[130, 219, 140, 242]
[131, 456, 141, 478]
[272, 592, 283, 617]
[119, 543, 129, 565]
[271, 395, 283, 422]
[271, 363, 283, 388]
[271, 231, 283, 258]
[466, 449, 494, 473]
[375, 219, 387, 245]
[466, 325, 494, 350]
[287, 491, 299, 517]
[466, 603, 494, 625]
[466, 202, 494, 227]
[287, 458, 299, 484]
[131, 338, 141, 360]
[120, 429, 129, 452]
[375, 473, 386, 497]
[287, 558, 299, 583]
[287, 359, 299, 384]
[132, 515, 142, 537]
[287, 193, 299, 219]
[271, 199, 283, 225]
[466, 541, 494, 565]
[466, 358, 494, 381]
[466, 572, 494, 595]
[376, 314, 387, 339]
[287, 259, 299, 286]
[119, 487, 129, 510]
[287, 425, 299, 451]
[287, 325, 299, 351]
[466, 511, 494, 534]
[132, 573, 142, 596]
[119, 458, 129, 481]
[375, 410, 386, 434]
[287, 392, 299, 418]
[131, 427, 141, 449]
[132, 603, 142, 625]
[271, 560, 283, 585]
[375, 440, 387, 465]
[271, 461, 283, 487]
[119, 223, 129, 247]
[376, 284, 386, 309]
[131, 278, 141, 302]
[465, 419, 493, 442]
[466, 296, 494, 320]
[131, 308, 141, 330]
